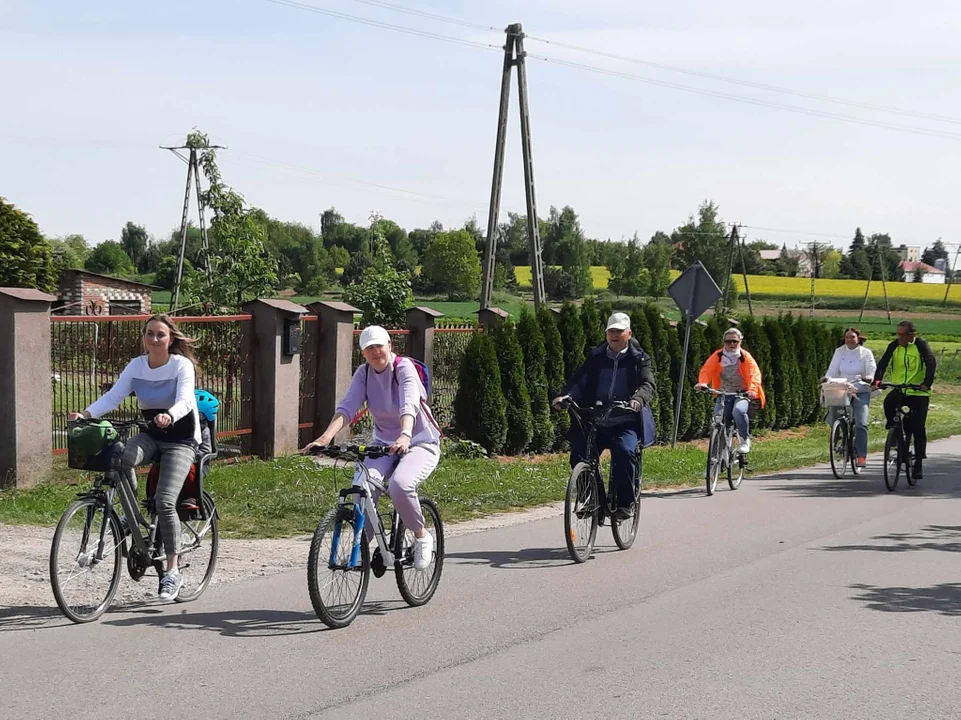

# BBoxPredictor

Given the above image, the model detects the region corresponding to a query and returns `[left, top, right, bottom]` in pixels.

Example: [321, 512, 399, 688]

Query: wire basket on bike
[66, 420, 121, 471]
[820, 379, 854, 408]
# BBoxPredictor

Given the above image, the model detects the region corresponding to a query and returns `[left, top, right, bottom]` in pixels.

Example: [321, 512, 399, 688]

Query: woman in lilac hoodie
[302, 325, 441, 570]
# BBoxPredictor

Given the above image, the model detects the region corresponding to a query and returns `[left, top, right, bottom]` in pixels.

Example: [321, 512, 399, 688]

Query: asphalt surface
[2, 437, 960, 719]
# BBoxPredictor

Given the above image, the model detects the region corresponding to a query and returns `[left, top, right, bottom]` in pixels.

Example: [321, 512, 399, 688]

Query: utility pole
[858, 236, 892, 324]
[480, 23, 546, 310]
[736, 228, 755, 316]
[161, 141, 224, 312]
[943, 242, 961, 306]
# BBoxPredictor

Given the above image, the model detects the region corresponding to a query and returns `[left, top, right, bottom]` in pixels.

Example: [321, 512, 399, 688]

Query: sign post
[668, 262, 722, 446]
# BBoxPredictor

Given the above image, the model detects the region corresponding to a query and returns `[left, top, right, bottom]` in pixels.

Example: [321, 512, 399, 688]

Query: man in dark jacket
[553, 312, 656, 519]
[873, 319, 937, 478]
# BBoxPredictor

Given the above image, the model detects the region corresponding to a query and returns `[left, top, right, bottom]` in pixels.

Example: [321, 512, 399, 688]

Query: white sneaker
[738, 437, 752, 454]
[159, 570, 183, 601]
[413, 533, 434, 571]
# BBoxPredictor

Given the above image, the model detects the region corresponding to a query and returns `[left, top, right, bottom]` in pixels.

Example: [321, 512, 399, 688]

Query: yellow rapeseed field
[514, 266, 961, 302]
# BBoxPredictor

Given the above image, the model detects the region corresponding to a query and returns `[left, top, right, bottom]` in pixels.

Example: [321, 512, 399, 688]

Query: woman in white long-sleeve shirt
[823, 327, 877, 467]
[68, 314, 201, 601]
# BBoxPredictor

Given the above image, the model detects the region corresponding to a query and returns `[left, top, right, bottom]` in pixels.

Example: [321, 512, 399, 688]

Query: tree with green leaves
[671, 201, 729, 284]
[545, 206, 592, 297]
[343, 234, 413, 326]
[453, 330, 507, 454]
[580, 297, 603, 355]
[421, 229, 481, 300]
[763, 317, 793, 430]
[642, 239, 673, 298]
[85, 241, 134, 276]
[921, 239, 949, 267]
[120, 222, 149, 272]
[0, 198, 57, 292]
[49, 234, 90, 275]
[608, 234, 650, 297]
[558, 301, 586, 384]
[517, 308, 554, 453]
[643, 305, 674, 440]
[739, 315, 774, 429]
[538, 306, 570, 449]
[490, 319, 533, 454]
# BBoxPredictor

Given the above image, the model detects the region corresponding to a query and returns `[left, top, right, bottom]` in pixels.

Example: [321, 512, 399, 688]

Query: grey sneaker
[159, 570, 183, 601]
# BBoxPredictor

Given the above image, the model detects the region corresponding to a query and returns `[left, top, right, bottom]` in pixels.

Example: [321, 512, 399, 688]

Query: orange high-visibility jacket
[698, 348, 766, 408]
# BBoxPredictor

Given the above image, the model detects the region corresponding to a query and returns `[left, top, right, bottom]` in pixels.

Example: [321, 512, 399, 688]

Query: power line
[337, 0, 961, 127]
[523, 35, 961, 127]
[262, 0, 500, 51]
[523, 51, 961, 142]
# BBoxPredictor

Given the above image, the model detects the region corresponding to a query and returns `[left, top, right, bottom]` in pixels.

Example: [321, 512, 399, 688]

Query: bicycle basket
[67, 421, 119, 471]
[820, 381, 852, 408]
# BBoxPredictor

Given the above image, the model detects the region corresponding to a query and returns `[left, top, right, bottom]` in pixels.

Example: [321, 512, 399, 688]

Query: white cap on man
[606, 312, 631, 331]
[359, 325, 390, 350]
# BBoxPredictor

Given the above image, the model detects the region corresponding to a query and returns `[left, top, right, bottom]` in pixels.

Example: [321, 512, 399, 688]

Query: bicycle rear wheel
[176, 492, 219, 603]
[564, 462, 599, 563]
[307, 506, 370, 628]
[829, 420, 848, 480]
[706, 429, 722, 496]
[905, 444, 917, 486]
[393, 497, 444, 607]
[50, 497, 124, 623]
[850, 422, 863, 476]
[727, 433, 744, 490]
[883, 429, 900, 492]
[612, 451, 642, 550]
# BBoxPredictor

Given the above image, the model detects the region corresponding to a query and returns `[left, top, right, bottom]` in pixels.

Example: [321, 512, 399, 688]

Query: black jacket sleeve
[915, 337, 938, 387]
[631, 353, 657, 406]
[874, 340, 898, 382]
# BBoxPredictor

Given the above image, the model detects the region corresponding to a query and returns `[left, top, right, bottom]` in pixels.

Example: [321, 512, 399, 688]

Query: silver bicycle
[698, 387, 749, 496]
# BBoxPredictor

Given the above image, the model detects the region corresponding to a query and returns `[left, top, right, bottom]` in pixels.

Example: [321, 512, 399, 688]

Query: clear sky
[3, 0, 960, 251]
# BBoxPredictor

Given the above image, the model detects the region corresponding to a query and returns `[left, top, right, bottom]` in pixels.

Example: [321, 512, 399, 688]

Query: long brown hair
[843, 326, 865, 346]
[144, 314, 199, 366]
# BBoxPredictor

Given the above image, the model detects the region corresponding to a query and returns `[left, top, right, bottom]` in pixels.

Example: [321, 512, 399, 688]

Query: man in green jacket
[873, 320, 937, 478]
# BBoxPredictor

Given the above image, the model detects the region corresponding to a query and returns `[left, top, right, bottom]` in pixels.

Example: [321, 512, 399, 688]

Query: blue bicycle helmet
[195, 389, 220, 422]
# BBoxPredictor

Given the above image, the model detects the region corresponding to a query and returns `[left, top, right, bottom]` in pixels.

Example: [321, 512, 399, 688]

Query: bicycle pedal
[371, 548, 387, 578]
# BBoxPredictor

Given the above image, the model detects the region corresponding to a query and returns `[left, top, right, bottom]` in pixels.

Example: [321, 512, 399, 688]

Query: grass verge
[4, 389, 960, 538]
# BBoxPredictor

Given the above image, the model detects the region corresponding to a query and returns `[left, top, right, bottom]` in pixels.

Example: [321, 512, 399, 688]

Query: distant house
[897, 245, 921, 263]
[55, 270, 157, 315]
[900, 261, 945, 284]
[758, 250, 781, 262]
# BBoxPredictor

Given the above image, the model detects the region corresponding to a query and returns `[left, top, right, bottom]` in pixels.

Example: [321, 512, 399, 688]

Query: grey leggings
[122, 434, 196, 556]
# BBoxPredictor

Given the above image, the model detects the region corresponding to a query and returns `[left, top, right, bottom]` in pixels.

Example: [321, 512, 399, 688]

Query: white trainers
[159, 570, 183, 601]
[413, 533, 434, 571]
[738, 437, 752, 454]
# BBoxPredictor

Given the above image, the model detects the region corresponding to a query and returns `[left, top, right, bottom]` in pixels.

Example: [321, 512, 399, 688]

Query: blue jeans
[716, 397, 750, 441]
[568, 425, 639, 509]
[829, 391, 871, 458]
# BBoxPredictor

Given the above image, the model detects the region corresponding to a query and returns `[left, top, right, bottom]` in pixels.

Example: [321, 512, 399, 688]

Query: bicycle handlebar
[308, 444, 392, 460]
[694, 387, 750, 398]
[557, 397, 633, 411]
[878, 382, 924, 391]
[67, 417, 153, 430]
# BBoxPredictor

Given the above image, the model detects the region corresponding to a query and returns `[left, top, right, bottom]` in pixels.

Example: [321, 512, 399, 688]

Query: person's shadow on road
[446, 545, 618, 569]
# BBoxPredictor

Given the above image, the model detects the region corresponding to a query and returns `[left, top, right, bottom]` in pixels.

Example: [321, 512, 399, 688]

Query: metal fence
[431, 325, 475, 429]
[51, 314, 253, 456]
[298, 315, 318, 448]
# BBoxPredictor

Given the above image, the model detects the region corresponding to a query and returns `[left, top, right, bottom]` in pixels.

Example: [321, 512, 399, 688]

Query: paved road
[3, 438, 961, 719]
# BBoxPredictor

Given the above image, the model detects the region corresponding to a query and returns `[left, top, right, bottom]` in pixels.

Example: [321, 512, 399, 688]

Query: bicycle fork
[330, 488, 396, 570]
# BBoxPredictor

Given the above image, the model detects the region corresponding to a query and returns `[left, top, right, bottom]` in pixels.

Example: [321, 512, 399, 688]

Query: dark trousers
[569, 425, 639, 508]
[883, 391, 930, 461]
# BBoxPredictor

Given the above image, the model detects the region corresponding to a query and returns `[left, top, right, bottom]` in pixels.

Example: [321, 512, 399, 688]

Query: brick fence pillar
[309, 301, 359, 443]
[405, 306, 444, 374]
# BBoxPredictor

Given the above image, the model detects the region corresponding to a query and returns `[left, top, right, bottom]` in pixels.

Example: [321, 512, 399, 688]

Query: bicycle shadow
[446, 545, 619, 570]
[0, 604, 72, 631]
[757, 453, 961, 499]
[849, 582, 961, 616]
[102, 600, 409, 637]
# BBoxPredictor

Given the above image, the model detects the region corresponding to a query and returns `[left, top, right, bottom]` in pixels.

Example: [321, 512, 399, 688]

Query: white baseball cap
[359, 325, 390, 350]
[606, 312, 631, 331]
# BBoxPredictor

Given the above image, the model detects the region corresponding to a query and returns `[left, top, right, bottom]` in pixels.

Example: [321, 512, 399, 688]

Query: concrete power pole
[480, 23, 546, 310]
[161, 141, 224, 312]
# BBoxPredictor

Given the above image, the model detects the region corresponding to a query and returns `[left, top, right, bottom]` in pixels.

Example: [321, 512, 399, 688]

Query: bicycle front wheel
[706, 429, 722, 496]
[394, 497, 444, 607]
[883, 429, 900, 492]
[564, 462, 599, 563]
[50, 497, 124, 623]
[728, 436, 744, 491]
[307, 506, 370, 629]
[176, 492, 219, 603]
[612, 451, 642, 550]
[829, 419, 848, 480]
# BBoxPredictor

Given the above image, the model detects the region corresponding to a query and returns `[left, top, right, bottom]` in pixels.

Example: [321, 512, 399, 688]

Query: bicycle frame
[331, 460, 398, 570]
[565, 401, 639, 514]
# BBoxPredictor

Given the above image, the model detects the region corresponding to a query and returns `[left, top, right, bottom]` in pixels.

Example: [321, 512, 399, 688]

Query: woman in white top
[68, 314, 201, 601]
[822, 327, 877, 467]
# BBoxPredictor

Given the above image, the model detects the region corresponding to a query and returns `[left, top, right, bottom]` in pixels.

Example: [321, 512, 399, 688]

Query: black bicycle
[50, 418, 219, 623]
[306, 444, 444, 629]
[560, 399, 643, 563]
[878, 382, 923, 492]
[821, 379, 864, 480]
[698, 387, 748, 495]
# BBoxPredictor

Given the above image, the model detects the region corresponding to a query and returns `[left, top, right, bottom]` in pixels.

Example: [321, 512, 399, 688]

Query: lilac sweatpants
[353, 444, 440, 533]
